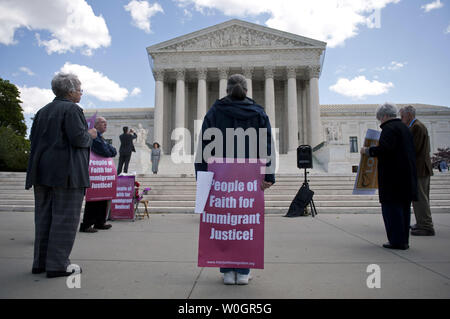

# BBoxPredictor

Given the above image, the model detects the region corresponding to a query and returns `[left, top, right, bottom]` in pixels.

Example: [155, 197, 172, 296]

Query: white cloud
[329, 76, 394, 99]
[387, 61, 407, 70]
[0, 0, 111, 55]
[446, 24, 450, 34]
[59, 62, 129, 102]
[17, 86, 54, 114]
[124, 0, 163, 33]
[421, 0, 444, 12]
[175, 0, 400, 47]
[19, 67, 35, 76]
[375, 61, 407, 71]
[130, 87, 142, 96]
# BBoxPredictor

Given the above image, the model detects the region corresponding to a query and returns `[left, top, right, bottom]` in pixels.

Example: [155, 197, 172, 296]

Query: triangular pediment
[147, 19, 326, 53]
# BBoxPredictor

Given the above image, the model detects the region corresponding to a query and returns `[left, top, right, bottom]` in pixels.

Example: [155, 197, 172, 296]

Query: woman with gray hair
[195, 74, 275, 285]
[26, 72, 97, 278]
[360, 102, 417, 250]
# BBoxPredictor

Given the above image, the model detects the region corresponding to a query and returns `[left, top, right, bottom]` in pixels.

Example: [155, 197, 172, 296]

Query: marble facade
[146, 19, 327, 155]
[83, 19, 450, 174]
[84, 103, 450, 174]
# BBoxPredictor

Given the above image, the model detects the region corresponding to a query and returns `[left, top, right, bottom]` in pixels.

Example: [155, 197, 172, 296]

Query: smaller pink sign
[110, 175, 135, 220]
[85, 151, 117, 202]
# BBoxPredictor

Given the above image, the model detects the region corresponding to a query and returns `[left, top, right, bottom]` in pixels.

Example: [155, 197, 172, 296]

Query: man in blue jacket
[80, 116, 117, 233]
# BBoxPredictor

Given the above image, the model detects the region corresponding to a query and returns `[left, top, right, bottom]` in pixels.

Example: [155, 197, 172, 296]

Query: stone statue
[326, 125, 341, 143]
[136, 123, 148, 146]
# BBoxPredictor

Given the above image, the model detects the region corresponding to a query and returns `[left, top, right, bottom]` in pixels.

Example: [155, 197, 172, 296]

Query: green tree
[0, 78, 27, 137]
[0, 126, 30, 171]
[0, 77, 29, 171]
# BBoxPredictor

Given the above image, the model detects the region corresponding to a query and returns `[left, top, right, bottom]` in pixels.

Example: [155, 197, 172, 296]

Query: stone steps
[1, 172, 449, 214]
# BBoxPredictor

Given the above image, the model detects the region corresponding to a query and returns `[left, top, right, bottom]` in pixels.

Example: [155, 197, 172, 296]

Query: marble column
[264, 66, 276, 128]
[218, 67, 229, 98]
[175, 68, 185, 129]
[196, 68, 207, 120]
[301, 81, 308, 145]
[243, 67, 253, 98]
[308, 66, 323, 148]
[153, 69, 164, 149]
[287, 66, 299, 152]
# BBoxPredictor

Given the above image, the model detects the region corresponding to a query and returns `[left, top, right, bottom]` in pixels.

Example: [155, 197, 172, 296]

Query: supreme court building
[84, 19, 450, 174]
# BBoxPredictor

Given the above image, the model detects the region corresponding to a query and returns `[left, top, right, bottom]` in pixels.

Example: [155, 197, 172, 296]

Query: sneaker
[223, 271, 236, 285]
[79, 226, 98, 233]
[236, 272, 251, 285]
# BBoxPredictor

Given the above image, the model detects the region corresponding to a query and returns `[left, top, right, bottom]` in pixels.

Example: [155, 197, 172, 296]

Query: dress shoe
[411, 228, 435, 236]
[383, 243, 409, 250]
[32, 267, 45, 274]
[94, 224, 112, 230]
[47, 267, 82, 278]
[79, 226, 98, 233]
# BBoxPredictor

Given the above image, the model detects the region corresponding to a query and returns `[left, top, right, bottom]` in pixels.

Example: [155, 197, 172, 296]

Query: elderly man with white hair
[399, 105, 435, 236]
[79, 116, 117, 233]
[361, 102, 417, 250]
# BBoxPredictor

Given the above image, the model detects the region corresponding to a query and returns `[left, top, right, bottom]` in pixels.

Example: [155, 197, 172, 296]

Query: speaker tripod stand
[302, 168, 317, 217]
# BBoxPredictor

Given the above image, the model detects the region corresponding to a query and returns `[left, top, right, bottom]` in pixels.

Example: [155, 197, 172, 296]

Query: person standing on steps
[118, 126, 137, 175]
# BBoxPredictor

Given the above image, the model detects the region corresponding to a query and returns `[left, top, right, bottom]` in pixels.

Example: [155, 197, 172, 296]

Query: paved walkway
[0, 212, 449, 298]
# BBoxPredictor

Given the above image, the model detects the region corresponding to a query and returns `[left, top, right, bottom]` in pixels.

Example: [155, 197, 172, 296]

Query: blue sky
[0, 0, 449, 131]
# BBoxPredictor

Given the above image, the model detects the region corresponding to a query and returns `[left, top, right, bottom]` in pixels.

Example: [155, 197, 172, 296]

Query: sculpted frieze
[160, 25, 314, 51]
[152, 50, 321, 69]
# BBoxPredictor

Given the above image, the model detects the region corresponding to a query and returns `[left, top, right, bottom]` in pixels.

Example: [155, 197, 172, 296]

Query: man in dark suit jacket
[26, 72, 97, 278]
[361, 103, 417, 250]
[400, 105, 435, 236]
[118, 126, 137, 174]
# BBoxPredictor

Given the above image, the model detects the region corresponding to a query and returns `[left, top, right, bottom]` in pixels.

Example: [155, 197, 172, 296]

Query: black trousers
[80, 200, 108, 230]
[118, 153, 131, 174]
[381, 201, 411, 246]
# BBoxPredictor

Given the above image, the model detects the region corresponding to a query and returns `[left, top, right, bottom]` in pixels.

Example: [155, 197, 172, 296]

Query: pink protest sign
[110, 175, 135, 220]
[85, 151, 117, 202]
[198, 159, 265, 269]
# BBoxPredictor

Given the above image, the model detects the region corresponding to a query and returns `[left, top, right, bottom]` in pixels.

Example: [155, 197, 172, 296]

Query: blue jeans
[220, 268, 250, 275]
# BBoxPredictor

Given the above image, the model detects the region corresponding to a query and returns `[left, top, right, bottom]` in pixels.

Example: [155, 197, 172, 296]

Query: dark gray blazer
[25, 97, 93, 189]
[119, 132, 137, 155]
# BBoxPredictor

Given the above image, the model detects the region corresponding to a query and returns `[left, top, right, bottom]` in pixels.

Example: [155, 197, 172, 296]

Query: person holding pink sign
[195, 74, 275, 285]
[80, 116, 117, 233]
